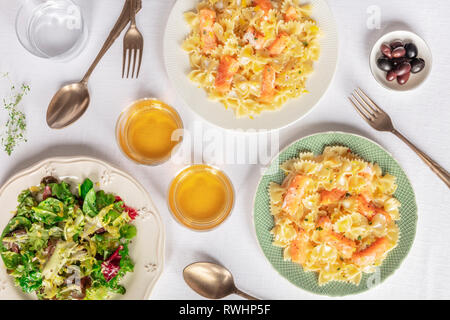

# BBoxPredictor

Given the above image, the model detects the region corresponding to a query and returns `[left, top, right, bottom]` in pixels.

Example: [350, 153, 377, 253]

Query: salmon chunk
[290, 228, 311, 264]
[316, 216, 356, 259]
[260, 64, 276, 103]
[284, 6, 298, 21]
[254, 0, 272, 15]
[243, 27, 265, 50]
[320, 189, 346, 205]
[281, 175, 311, 215]
[199, 8, 217, 54]
[215, 55, 239, 93]
[352, 237, 389, 266]
[268, 32, 290, 56]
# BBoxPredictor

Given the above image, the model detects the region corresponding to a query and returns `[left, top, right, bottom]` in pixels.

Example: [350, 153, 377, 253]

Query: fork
[122, 0, 144, 78]
[349, 88, 450, 189]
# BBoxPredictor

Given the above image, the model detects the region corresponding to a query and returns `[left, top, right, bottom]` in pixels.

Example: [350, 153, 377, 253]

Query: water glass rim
[15, 0, 88, 61]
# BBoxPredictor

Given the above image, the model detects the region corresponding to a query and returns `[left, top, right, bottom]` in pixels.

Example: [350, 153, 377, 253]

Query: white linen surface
[0, 0, 449, 299]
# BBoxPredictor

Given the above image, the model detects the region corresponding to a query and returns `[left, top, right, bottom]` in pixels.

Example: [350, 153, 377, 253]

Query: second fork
[349, 88, 450, 189]
[122, 0, 144, 78]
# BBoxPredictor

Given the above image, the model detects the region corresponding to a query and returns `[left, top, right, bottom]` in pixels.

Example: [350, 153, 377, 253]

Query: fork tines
[348, 88, 382, 120]
[122, 47, 143, 79]
[348, 88, 395, 132]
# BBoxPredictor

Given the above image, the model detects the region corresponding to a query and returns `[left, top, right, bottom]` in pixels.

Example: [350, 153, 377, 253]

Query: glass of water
[15, 0, 88, 61]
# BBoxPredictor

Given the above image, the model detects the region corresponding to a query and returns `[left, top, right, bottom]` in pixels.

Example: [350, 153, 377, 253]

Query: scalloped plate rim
[0, 156, 165, 300]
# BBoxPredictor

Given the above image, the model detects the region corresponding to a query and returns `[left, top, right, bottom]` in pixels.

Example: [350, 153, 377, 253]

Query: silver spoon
[183, 262, 259, 300]
[46, 0, 141, 129]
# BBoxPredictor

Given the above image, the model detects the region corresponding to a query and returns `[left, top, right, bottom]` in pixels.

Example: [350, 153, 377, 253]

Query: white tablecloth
[0, 0, 449, 300]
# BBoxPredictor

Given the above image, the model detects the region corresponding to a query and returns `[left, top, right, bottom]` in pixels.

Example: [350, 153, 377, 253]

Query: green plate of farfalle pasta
[253, 132, 417, 296]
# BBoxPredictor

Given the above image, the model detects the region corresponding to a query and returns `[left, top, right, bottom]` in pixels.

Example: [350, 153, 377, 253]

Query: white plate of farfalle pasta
[164, 0, 338, 130]
[253, 132, 417, 296]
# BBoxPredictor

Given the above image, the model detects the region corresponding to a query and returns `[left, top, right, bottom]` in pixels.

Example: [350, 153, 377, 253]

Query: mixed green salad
[0, 176, 138, 300]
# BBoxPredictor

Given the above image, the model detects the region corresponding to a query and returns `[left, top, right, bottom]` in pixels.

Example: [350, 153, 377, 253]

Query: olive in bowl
[370, 31, 432, 91]
[376, 40, 426, 85]
[410, 58, 425, 73]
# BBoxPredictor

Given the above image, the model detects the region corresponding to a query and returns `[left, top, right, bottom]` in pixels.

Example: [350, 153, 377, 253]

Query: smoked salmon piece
[215, 55, 239, 93]
[356, 194, 376, 219]
[267, 32, 290, 56]
[320, 189, 346, 205]
[284, 6, 298, 21]
[260, 64, 276, 103]
[316, 216, 356, 259]
[254, 0, 272, 15]
[281, 175, 311, 215]
[199, 8, 217, 54]
[356, 195, 392, 223]
[290, 228, 311, 264]
[243, 27, 265, 50]
[352, 237, 389, 266]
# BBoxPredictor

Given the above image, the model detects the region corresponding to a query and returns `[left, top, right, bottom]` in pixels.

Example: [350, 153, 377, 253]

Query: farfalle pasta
[269, 146, 400, 285]
[182, 0, 321, 117]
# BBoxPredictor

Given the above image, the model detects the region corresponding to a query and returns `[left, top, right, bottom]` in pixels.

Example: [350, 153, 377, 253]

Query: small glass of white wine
[15, 0, 88, 61]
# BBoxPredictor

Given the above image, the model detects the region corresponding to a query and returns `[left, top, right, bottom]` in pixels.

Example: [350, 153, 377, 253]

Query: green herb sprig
[1, 73, 30, 156]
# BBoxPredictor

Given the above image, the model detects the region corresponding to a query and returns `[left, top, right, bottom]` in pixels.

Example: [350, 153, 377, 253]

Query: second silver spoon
[183, 262, 259, 300]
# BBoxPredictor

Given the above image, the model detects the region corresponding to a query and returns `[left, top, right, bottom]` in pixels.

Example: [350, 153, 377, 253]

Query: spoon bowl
[46, 82, 90, 129]
[45, 0, 142, 129]
[183, 262, 258, 300]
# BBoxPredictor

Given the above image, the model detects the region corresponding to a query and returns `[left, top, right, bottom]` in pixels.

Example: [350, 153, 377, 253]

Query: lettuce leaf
[1, 251, 22, 269]
[27, 224, 49, 252]
[51, 182, 75, 206]
[1, 216, 31, 238]
[16, 190, 37, 220]
[96, 190, 115, 211]
[32, 198, 65, 225]
[78, 178, 94, 200]
[83, 188, 98, 217]
[119, 225, 137, 240]
[12, 252, 42, 293]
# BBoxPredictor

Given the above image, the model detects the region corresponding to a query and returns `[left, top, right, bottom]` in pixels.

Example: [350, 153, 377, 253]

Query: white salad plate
[0, 157, 165, 300]
[164, 0, 338, 131]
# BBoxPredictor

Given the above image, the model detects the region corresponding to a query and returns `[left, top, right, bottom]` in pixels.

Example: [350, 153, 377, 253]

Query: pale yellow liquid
[117, 99, 183, 165]
[168, 165, 234, 231]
